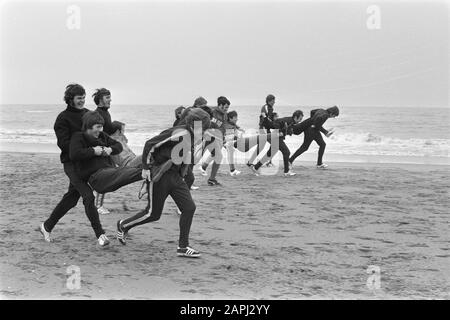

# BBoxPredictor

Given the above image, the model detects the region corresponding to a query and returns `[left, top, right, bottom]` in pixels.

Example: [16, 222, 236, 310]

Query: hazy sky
[0, 0, 448, 107]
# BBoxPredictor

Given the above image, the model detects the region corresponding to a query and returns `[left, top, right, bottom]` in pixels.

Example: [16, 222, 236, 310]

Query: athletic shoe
[177, 246, 201, 258]
[198, 165, 208, 176]
[284, 170, 297, 177]
[116, 220, 127, 245]
[250, 166, 260, 176]
[176, 208, 182, 215]
[246, 162, 253, 168]
[265, 161, 274, 167]
[98, 234, 110, 246]
[230, 169, 241, 176]
[190, 185, 199, 190]
[207, 178, 221, 186]
[97, 206, 110, 215]
[317, 164, 329, 169]
[39, 223, 53, 243]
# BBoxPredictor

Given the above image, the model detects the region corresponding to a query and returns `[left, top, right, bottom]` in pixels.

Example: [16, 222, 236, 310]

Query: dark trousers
[254, 138, 291, 173]
[289, 127, 326, 165]
[44, 162, 104, 238]
[184, 164, 195, 189]
[120, 169, 196, 248]
[89, 167, 142, 194]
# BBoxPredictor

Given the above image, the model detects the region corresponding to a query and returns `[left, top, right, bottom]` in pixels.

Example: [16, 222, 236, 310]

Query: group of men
[39, 83, 339, 258]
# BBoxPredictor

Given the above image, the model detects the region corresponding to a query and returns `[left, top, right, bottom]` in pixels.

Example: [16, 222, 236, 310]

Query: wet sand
[0, 152, 449, 299]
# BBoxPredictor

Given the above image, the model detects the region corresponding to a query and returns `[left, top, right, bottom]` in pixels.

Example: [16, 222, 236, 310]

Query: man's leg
[184, 164, 195, 189]
[289, 128, 314, 164]
[314, 131, 326, 166]
[279, 139, 291, 173]
[44, 167, 80, 233]
[169, 174, 196, 249]
[89, 167, 142, 194]
[120, 173, 171, 232]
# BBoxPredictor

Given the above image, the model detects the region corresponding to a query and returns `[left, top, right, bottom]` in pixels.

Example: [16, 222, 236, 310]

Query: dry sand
[0, 152, 449, 299]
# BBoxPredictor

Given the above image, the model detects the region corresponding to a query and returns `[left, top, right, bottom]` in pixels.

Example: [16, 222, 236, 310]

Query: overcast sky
[0, 0, 448, 107]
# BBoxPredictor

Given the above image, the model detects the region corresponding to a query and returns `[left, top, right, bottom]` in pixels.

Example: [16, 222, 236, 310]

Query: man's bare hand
[93, 146, 103, 156]
[103, 147, 113, 156]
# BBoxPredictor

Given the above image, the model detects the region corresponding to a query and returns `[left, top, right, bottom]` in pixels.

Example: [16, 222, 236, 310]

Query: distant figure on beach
[39, 84, 109, 246]
[252, 94, 277, 169]
[92, 88, 142, 214]
[289, 106, 339, 169]
[116, 108, 211, 258]
[198, 96, 231, 186]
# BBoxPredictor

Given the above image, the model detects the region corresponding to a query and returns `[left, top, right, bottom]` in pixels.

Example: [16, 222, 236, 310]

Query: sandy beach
[0, 151, 449, 299]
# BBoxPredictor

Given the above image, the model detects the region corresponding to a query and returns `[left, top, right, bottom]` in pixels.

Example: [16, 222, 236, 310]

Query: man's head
[82, 111, 104, 138]
[175, 106, 186, 120]
[227, 111, 238, 125]
[266, 94, 275, 107]
[184, 108, 211, 132]
[327, 106, 339, 118]
[93, 88, 111, 108]
[217, 96, 230, 113]
[272, 112, 279, 121]
[292, 110, 303, 123]
[193, 96, 208, 108]
[64, 83, 86, 109]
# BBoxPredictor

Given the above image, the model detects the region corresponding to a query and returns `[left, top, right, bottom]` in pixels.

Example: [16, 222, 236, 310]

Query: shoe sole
[177, 253, 201, 258]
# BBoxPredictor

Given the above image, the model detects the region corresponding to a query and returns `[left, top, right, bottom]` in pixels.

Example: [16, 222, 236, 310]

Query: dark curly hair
[64, 84, 86, 106]
[92, 88, 111, 106]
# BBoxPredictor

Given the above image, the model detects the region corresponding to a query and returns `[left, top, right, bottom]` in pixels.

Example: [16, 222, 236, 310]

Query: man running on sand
[288, 106, 339, 169]
[251, 110, 303, 176]
[116, 108, 211, 258]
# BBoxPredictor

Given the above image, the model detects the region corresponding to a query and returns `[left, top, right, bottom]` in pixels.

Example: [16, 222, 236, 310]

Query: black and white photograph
[0, 0, 448, 305]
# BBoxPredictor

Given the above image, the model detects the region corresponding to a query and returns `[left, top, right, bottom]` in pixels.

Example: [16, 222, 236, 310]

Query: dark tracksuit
[96, 107, 122, 135]
[289, 109, 330, 165]
[202, 106, 227, 180]
[69, 132, 142, 194]
[120, 126, 196, 248]
[254, 116, 293, 173]
[44, 106, 107, 238]
[173, 117, 194, 188]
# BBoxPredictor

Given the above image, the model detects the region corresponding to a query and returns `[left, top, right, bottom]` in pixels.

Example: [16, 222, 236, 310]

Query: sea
[0, 104, 449, 165]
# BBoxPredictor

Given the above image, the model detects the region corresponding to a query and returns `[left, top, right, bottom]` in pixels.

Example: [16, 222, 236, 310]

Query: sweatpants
[289, 127, 326, 165]
[44, 162, 104, 238]
[89, 167, 143, 194]
[184, 164, 195, 188]
[254, 138, 291, 173]
[201, 137, 223, 180]
[120, 169, 196, 248]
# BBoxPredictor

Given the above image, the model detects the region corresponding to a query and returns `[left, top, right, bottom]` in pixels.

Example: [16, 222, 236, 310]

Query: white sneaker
[284, 170, 296, 177]
[98, 234, 110, 246]
[198, 165, 208, 176]
[176, 208, 182, 215]
[316, 164, 328, 169]
[190, 185, 199, 190]
[230, 170, 241, 176]
[39, 223, 53, 242]
[251, 166, 260, 176]
[97, 206, 110, 215]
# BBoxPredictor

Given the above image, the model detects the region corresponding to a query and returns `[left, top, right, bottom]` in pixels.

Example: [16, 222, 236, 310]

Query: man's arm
[104, 134, 123, 155]
[69, 134, 96, 162]
[54, 115, 71, 156]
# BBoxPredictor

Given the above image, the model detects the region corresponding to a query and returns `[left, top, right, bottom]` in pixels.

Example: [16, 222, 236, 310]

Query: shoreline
[1, 143, 449, 167]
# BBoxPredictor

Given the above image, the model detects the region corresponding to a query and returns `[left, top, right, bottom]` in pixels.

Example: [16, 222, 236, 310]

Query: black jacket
[96, 107, 122, 135]
[310, 109, 330, 134]
[273, 116, 296, 140]
[54, 106, 89, 163]
[69, 131, 123, 181]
